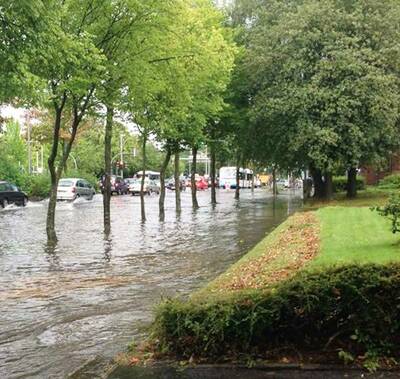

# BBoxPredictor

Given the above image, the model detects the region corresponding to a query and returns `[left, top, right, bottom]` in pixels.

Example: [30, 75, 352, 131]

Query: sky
[0, 105, 27, 126]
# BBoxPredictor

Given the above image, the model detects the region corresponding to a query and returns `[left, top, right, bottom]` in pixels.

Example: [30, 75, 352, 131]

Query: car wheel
[22, 197, 28, 206]
[1, 199, 8, 208]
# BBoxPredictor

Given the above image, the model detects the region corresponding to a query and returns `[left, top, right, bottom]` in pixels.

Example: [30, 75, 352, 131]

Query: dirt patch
[213, 212, 320, 291]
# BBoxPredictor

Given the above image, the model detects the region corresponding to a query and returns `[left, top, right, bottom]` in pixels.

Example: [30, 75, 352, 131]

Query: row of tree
[1, 0, 236, 243]
[4, 0, 398, 243]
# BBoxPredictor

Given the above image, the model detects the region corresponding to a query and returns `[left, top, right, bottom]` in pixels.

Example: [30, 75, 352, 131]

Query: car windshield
[59, 180, 74, 187]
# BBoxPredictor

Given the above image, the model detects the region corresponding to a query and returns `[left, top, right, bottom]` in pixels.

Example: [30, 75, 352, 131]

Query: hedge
[379, 174, 400, 189]
[333, 176, 365, 193]
[151, 264, 400, 362]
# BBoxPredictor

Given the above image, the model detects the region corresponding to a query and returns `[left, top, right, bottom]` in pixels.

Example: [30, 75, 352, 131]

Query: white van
[219, 167, 254, 189]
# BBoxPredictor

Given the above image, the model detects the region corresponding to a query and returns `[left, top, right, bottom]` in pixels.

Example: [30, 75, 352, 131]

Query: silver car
[57, 178, 95, 201]
[129, 178, 160, 195]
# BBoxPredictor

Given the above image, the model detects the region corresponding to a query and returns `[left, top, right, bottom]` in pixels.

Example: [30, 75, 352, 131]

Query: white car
[57, 178, 95, 201]
[129, 178, 160, 195]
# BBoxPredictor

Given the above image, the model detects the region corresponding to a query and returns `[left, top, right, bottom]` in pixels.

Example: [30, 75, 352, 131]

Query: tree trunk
[159, 148, 171, 220]
[347, 167, 357, 199]
[210, 143, 217, 205]
[303, 171, 312, 199]
[324, 172, 333, 200]
[235, 155, 240, 200]
[140, 134, 147, 222]
[311, 167, 325, 199]
[46, 101, 66, 244]
[46, 181, 58, 244]
[191, 146, 199, 209]
[251, 168, 255, 192]
[46, 89, 93, 243]
[103, 105, 113, 236]
[272, 167, 278, 196]
[174, 151, 181, 213]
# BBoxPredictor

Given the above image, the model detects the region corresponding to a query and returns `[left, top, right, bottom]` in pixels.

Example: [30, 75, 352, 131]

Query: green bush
[333, 176, 365, 193]
[151, 264, 400, 362]
[9, 171, 99, 199]
[378, 174, 400, 189]
[373, 194, 400, 234]
[22, 174, 51, 199]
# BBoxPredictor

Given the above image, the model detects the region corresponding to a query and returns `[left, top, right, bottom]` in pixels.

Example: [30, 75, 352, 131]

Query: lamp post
[119, 133, 124, 178]
[25, 113, 32, 174]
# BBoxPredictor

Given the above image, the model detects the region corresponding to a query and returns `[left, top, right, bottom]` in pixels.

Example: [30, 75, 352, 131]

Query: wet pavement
[0, 189, 301, 378]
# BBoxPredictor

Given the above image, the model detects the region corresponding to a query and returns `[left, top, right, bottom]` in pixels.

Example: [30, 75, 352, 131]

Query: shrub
[378, 174, 400, 189]
[373, 194, 400, 234]
[151, 264, 400, 362]
[23, 174, 51, 199]
[332, 176, 365, 193]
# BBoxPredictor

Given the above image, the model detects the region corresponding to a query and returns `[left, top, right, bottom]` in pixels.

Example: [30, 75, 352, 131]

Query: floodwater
[0, 189, 302, 378]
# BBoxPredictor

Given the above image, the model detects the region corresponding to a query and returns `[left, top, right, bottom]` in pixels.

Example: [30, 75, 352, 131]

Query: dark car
[100, 175, 129, 195]
[0, 181, 28, 208]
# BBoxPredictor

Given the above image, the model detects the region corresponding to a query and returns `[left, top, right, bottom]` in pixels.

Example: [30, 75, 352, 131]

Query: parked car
[57, 178, 95, 201]
[166, 177, 186, 191]
[149, 180, 161, 194]
[129, 178, 160, 195]
[100, 175, 129, 195]
[0, 181, 28, 208]
[125, 178, 136, 187]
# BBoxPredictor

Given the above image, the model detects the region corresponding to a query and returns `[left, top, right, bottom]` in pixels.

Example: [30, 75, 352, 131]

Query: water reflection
[0, 189, 301, 378]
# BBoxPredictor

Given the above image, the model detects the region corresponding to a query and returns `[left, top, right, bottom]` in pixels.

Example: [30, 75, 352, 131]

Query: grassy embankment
[128, 187, 400, 369]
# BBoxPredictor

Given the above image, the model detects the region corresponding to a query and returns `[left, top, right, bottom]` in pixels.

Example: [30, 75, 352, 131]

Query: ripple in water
[0, 189, 302, 378]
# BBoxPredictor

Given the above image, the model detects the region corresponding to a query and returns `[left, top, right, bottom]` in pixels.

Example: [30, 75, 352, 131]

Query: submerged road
[0, 189, 301, 378]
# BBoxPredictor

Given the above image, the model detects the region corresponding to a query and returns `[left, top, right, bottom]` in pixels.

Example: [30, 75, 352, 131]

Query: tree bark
[159, 147, 171, 220]
[347, 167, 357, 199]
[191, 146, 199, 209]
[140, 134, 147, 222]
[174, 151, 181, 212]
[210, 143, 217, 205]
[235, 155, 240, 200]
[103, 105, 113, 236]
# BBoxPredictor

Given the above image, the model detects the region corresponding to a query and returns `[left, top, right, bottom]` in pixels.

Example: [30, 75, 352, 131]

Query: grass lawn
[194, 211, 319, 299]
[305, 186, 396, 209]
[312, 206, 400, 267]
[143, 188, 400, 367]
[196, 200, 400, 299]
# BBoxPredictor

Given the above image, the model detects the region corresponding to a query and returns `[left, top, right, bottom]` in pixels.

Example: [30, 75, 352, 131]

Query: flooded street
[0, 189, 302, 378]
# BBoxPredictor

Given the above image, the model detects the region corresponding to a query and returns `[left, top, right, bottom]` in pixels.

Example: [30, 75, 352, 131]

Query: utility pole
[120, 133, 124, 178]
[41, 145, 44, 173]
